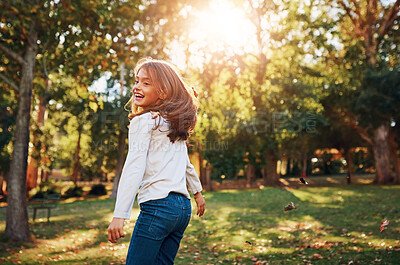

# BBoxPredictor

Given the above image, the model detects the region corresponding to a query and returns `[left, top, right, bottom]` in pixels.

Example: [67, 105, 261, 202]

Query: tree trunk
[344, 148, 354, 184]
[5, 30, 38, 241]
[26, 81, 49, 191]
[199, 152, 207, 186]
[41, 169, 49, 183]
[71, 129, 82, 184]
[372, 124, 395, 184]
[301, 154, 307, 176]
[246, 164, 256, 187]
[110, 61, 128, 199]
[0, 175, 4, 198]
[109, 128, 127, 199]
[389, 131, 400, 184]
[234, 169, 239, 182]
[286, 158, 291, 176]
[205, 163, 212, 191]
[264, 154, 279, 186]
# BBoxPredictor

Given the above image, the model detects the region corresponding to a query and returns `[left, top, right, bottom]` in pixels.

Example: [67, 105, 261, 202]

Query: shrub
[30, 180, 60, 200]
[88, 184, 107, 196]
[62, 185, 83, 198]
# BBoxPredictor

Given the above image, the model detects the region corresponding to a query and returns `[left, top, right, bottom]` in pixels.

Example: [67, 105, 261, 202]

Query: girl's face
[133, 68, 162, 110]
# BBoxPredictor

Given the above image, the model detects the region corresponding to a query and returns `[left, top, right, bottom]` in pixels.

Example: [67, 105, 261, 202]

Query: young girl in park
[108, 58, 205, 265]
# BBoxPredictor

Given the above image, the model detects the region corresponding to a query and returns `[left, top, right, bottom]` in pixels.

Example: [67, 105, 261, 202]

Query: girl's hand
[194, 192, 205, 217]
[108, 217, 126, 243]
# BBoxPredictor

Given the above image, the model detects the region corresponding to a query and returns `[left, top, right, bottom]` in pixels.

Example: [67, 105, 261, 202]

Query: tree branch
[0, 42, 25, 65]
[0, 72, 19, 92]
[378, 0, 400, 38]
[367, 0, 378, 25]
[328, 105, 374, 146]
[349, 0, 363, 23]
[347, 120, 374, 146]
[338, 0, 362, 37]
[42, 39, 50, 77]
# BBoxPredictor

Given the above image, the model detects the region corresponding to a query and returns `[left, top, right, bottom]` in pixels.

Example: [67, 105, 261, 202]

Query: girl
[108, 58, 205, 265]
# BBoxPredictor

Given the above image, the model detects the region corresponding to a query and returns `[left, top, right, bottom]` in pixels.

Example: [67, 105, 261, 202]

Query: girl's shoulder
[130, 112, 152, 122]
[130, 111, 167, 132]
[131, 111, 160, 120]
[128, 112, 154, 132]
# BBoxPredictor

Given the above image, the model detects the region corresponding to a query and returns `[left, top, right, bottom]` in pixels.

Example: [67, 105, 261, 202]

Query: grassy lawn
[0, 184, 399, 264]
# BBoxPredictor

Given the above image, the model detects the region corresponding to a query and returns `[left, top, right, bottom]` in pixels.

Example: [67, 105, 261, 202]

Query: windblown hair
[125, 58, 199, 143]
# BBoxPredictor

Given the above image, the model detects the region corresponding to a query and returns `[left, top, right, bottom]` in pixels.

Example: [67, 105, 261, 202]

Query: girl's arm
[113, 114, 152, 219]
[185, 153, 203, 195]
[186, 153, 205, 216]
[108, 114, 152, 243]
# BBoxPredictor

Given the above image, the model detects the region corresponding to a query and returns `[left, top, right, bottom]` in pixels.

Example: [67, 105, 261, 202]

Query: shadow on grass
[0, 197, 129, 264]
[0, 186, 399, 264]
[180, 186, 400, 264]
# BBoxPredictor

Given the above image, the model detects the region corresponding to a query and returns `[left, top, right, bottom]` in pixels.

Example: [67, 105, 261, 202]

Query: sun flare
[189, 0, 257, 54]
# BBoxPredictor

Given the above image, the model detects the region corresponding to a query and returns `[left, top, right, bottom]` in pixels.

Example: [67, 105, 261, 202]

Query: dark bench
[29, 194, 61, 223]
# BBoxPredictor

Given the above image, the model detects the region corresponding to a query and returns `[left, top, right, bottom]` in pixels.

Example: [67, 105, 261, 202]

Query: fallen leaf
[380, 220, 389, 232]
[284, 202, 297, 211]
[312, 253, 323, 259]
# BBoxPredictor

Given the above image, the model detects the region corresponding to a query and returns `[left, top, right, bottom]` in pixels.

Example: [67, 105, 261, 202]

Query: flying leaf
[299, 177, 309, 184]
[284, 202, 297, 211]
[380, 220, 389, 232]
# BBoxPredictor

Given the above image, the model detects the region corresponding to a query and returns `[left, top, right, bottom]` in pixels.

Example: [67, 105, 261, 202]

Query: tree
[325, 0, 400, 183]
[0, 0, 141, 242]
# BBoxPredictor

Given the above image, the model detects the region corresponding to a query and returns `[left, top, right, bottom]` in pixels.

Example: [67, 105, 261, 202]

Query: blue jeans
[126, 192, 192, 265]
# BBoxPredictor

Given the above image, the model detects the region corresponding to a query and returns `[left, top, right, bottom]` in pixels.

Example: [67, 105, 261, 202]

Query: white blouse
[113, 112, 203, 219]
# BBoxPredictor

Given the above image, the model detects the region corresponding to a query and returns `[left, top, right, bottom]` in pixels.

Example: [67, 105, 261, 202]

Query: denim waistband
[141, 192, 190, 209]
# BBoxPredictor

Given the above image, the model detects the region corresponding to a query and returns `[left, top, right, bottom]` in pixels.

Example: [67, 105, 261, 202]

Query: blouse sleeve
[186, 153, 203, 194]
[113, 113, 153, 219]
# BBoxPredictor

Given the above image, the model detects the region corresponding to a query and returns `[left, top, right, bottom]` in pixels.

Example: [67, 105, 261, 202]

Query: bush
[88, 184, 107, 196]
[30, 180, 60, 200]
[62, 185, 83, 198]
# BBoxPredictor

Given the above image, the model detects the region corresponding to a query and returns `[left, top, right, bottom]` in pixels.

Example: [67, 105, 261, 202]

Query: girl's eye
[135, 80, 139, 84]
[144, 82, 150, 86]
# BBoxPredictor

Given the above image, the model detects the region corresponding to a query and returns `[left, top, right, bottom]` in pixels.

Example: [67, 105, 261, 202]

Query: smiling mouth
[135, 94, 144, 100]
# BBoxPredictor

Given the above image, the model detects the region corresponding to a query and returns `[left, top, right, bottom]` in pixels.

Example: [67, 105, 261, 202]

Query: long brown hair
[125, 58, 199, 143]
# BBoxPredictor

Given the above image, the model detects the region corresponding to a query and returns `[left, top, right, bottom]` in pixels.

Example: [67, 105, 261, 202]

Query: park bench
[29, 194, 61, 223]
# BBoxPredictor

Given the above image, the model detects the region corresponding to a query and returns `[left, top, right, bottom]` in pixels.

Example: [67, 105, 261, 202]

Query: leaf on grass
[284, 202, 297, 211]
[380, 220, 389, 232]
[312, 253, 323, 259]
[299, 177, 308, 184]
[245, 241, 252, 245]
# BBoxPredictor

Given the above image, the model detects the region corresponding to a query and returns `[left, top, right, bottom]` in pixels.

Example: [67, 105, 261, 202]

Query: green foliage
[1, 0, 399, 188]
[62, 185, 83, 198]
[353, 149, 375, 173]
[88, 184, 107, 196]
[29, 180, 61, 200]
[354, 68, 400, 128]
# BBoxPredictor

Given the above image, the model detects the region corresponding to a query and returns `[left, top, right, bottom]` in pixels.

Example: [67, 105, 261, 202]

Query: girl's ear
[159, 93, 167, 100]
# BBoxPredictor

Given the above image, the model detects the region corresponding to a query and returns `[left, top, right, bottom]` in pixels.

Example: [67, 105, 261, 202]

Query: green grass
[0, 185, 399, 264]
